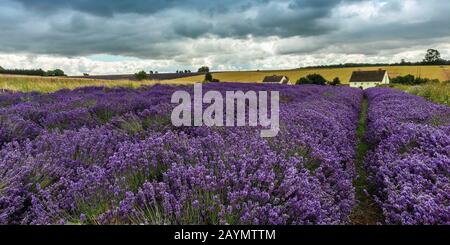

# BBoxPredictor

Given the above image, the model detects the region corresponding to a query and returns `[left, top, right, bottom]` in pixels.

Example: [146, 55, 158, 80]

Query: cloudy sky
[0, 0, 449, 75]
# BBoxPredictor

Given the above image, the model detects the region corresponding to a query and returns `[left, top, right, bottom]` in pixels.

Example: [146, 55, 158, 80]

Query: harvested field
[70, 72, 203, 81]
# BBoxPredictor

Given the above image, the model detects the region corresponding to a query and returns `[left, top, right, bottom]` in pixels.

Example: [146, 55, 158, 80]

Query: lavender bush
[365, 88, 450, 225]
[0, 84, 362, 224]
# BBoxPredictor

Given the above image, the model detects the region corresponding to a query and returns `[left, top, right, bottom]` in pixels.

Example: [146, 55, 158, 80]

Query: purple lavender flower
[365, 88, 449, 225]
[0, 84, 364, 225]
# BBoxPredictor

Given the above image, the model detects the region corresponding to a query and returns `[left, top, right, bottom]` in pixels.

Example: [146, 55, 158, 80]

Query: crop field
[365, 88, 449, 224]
[0, 83, 448, 225]
[0, 84, 361, 224]
[1, 65, 449, 93]
[173, 65, 450, 83]
[0, 74, 197, 93]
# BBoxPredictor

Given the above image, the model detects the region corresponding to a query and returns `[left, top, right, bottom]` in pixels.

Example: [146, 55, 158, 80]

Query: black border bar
[1, 225, 448, 244]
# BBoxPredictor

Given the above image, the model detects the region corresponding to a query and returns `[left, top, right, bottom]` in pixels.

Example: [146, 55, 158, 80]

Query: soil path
[350, 96, 384, 225]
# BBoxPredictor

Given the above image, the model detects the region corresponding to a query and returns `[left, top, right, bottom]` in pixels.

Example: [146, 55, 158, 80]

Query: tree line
[294, 73, 446, 86]
[296, 74, 341, 86]
[135, 66, 212, 80]
[0, 66, 66, 76]
[390, 74, 441, 85]
[303, 49, 449, 69]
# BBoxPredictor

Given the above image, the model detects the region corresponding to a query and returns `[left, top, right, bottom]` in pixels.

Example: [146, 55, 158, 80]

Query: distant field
[1, 65, 449, 92]
[0, 74, 196, 93]
[69, 72, 202, 81]
[174, 65, 450, 83]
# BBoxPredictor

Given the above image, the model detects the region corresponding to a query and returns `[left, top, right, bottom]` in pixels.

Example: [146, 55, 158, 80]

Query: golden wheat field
[172, 65, 450, 83]
[1, 65, 449, 93]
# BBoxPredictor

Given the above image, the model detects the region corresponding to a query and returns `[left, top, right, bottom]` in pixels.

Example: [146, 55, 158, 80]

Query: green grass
[0, 74, 196, 93]
[391, 82, 450, 106]
[350, 98, 384, 225]
[73, 196, 113, 225]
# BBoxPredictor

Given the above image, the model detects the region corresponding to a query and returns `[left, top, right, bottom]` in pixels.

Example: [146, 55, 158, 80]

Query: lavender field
[365, 88, 450, 224]
[0, 84, 448, 225]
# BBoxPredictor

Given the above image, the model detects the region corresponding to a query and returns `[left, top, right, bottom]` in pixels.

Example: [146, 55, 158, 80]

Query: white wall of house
[382, 72, 390, 84]
[280, 77, 290, 84]
[349, 81, 381, 89]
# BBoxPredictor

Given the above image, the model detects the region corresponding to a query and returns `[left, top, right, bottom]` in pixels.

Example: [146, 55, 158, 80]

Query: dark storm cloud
[0, 0, 352, 57]
[0, 0, 449, 59]
[14, 0, 193, 16]
[13, 0, 347, 37]
[14, 0, 265, 16]
[277, 18, 450, 56]
[205, 0, 346, 38]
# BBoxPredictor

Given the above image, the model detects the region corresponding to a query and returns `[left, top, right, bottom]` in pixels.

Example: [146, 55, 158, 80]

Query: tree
[45, 69, 65, 76]
[135, 70, 147, 81]
[204, 72, 213, 82]
[404, 74, 415, 84]
[53, 69, 65, 76]
[329, 77, 341, 86]
[424, 49, 442, 63]
[198, 66, 210, 73]
[0, 66, 4, 71]
[295, 77, 310, 85]
[390, 74, 435, 85]
[296, 73, 328, 85]
[391, 74, 415, 84]
[0, 68, 46, 76]
[307, 74, 327, 85]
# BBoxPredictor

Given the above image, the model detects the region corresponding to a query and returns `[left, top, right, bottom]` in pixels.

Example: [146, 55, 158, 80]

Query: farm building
[349, 70, 390, 89]
[262, 75, 290, 84]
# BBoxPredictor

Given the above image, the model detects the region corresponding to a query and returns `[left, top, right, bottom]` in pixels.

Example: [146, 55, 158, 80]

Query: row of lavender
[0, 84, 362, 224]
[365, 88, 450, 225]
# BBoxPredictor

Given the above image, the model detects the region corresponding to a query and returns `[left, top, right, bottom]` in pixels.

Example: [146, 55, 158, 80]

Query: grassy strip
[391, 82, 450, 106]
[350, 97, 384, 225]
[0, 75, 197, 93]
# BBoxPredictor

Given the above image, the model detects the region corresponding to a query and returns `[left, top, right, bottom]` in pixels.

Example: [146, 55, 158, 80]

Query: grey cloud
[0, 0, 352, 58]
[8, 0, 350, 37]
[0, 0, 449, 62]
[14, 0, 266, 17]
[15, 0, 185, 17]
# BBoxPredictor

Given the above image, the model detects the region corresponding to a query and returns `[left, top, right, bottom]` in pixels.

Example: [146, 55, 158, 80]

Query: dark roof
[262, 75, 289, 83]
[349, 70, 387, 83]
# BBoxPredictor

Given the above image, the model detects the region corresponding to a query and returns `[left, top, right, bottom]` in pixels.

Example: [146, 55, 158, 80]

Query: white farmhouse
[349, 70, 390, 89]
[262, 75, 291, 84]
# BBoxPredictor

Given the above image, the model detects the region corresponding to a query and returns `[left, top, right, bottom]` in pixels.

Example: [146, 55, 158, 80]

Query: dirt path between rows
[350, 96, 384, 225]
